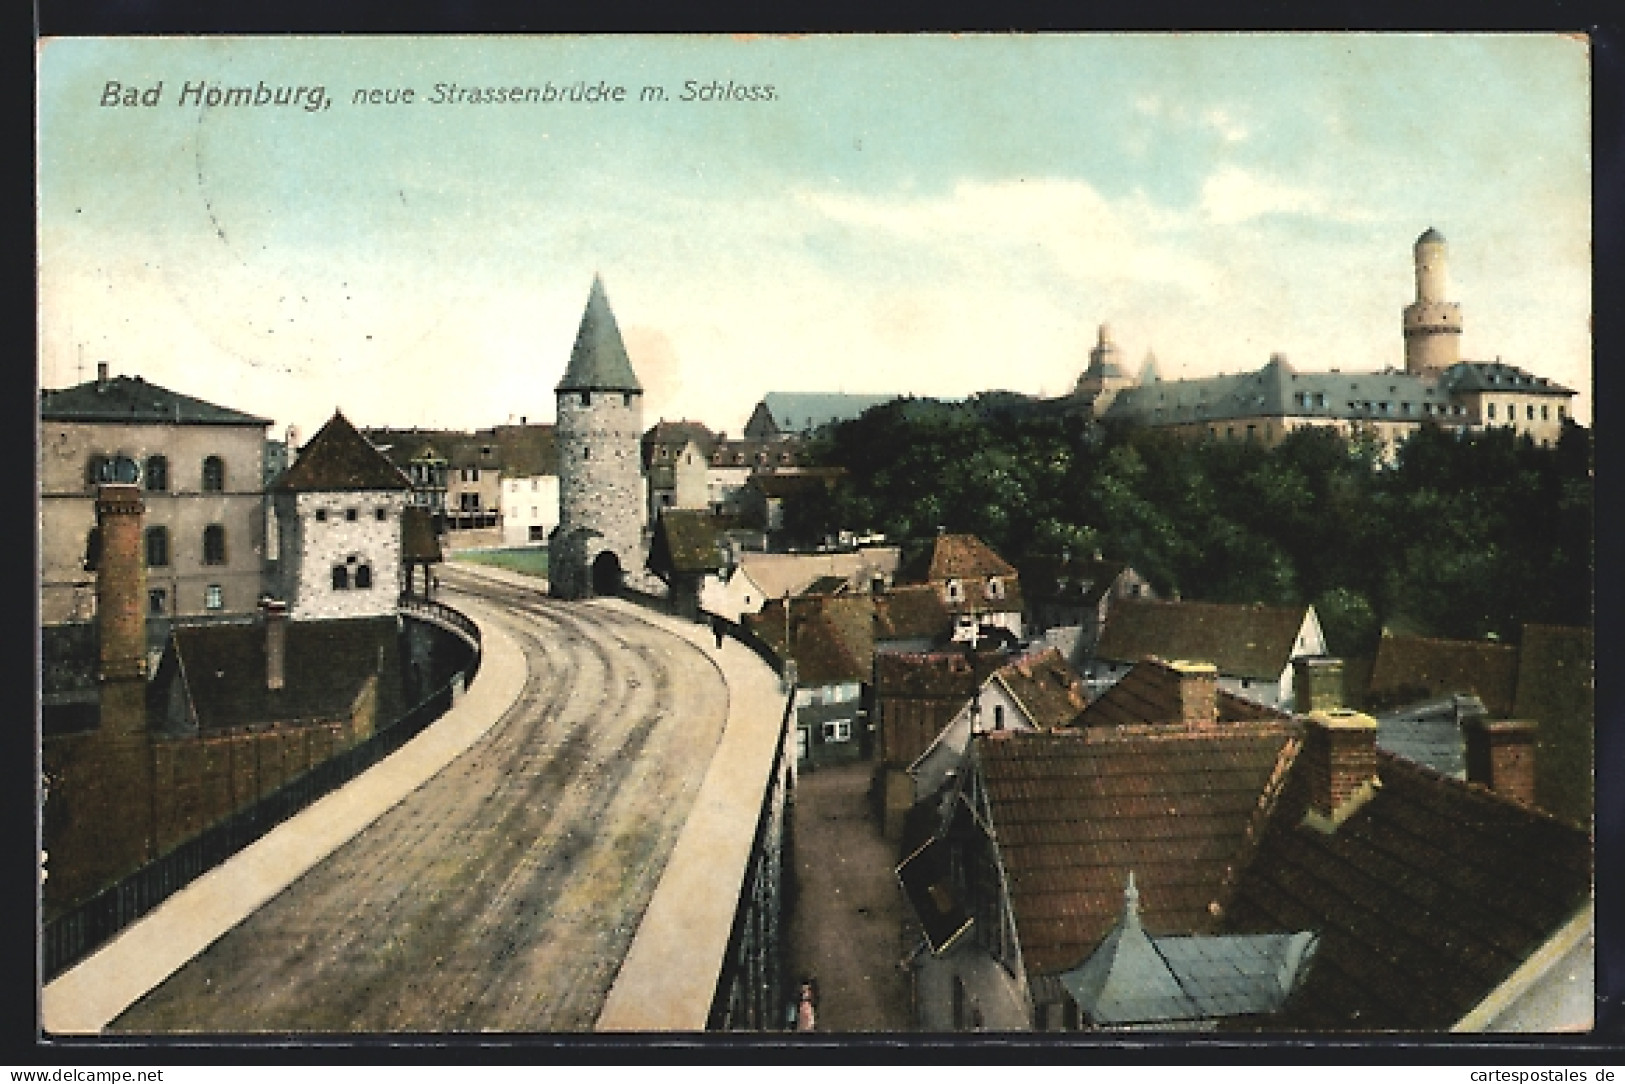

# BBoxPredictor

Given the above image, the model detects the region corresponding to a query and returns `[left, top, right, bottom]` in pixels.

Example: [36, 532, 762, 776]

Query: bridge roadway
[105, 566, 731, 1033]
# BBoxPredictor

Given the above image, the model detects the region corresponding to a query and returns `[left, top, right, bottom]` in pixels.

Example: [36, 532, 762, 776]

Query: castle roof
[41, 373, 271, 427]
[556, 276, 642, 394]
[1417, 226, 1446, 245]
[1100, 358, 1449, 427]
[1439, 360, 1576, 398]
[274, 411, 412, 492]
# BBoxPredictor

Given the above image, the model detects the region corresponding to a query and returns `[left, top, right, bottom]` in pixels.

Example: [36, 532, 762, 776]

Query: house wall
[698, 569, 768, 624]
[40, 420, 268, 624]
[276, 490, 406, 620]
[794, 682, 864, 769]
[500, 474, 560, 546]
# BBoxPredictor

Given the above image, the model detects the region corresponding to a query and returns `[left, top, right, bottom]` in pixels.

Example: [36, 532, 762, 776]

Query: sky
[37, 34, 1592, 440]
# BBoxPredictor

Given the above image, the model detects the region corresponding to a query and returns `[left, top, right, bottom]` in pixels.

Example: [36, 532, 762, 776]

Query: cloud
[1202, 107, 1249, 143]
[1199, 165, 1329, 225]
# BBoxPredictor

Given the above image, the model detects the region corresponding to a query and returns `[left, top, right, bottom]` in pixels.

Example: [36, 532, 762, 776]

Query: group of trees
[783, 400, 1592, 657]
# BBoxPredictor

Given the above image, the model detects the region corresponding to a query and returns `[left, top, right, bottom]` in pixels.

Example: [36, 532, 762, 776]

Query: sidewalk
[40, 590, 528, 1035]
[594, 599, 790, 1031]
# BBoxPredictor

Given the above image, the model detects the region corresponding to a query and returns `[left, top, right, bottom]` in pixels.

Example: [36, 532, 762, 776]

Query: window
[315, 508, 328, 522]
[1541, 404, 1550, 421]
[623, 393, 633, 407]
[145, 526, 169, 567]
[986, 576, 1004, 600]
[993, 704, 1006, 731]
[83, 528, 101, 572]
[531, 479, 538, 491]
[1487, 403, 1496, 420]
[376, 507, 387, 521]
[205, 584, 223, 610]
[946, 579, 963, 602]
[580, 391, 591, 407]
[583, 447, 591, 461]
[1527, 404, 1536, 421]
[355, 564, 373, 589]
[203, 525, 227, 565]
[1558, 405, 1567, 421]
[332, 565, 350, 590]
[144, 455, 168, 492]
[202, 456, 225, 492]
[821, 719, 852, 743]
[148, 588, 167, 615]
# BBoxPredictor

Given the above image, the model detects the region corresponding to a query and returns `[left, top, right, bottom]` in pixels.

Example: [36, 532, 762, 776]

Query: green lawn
[452, 547, 549, 579]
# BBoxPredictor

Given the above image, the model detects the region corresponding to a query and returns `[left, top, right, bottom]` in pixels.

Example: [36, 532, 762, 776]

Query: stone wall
[276, 490, 406, 620]
[553, 389, 645, 598]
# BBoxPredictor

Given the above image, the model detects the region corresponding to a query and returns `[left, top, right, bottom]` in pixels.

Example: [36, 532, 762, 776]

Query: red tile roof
[1095, 599, 1311, 681]
[1075, 657, 1292, 729]
[874, 585, 952, 642]
[993, 648, 1088, 729]
[905, 533, 1017, 582]
[747, 595, 873, 687]
[976, 724, 1300, 976]
[1223, 748, 1593, 1030]
[1367, 633, 1520, 715]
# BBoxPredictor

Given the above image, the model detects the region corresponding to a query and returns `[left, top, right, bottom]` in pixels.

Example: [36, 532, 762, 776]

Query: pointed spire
[1139, 350, 1160, 385]
[556, 275, 643, 394]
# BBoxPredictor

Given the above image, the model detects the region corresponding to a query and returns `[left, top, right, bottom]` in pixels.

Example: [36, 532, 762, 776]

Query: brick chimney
[1301, 709, 1380, 831]
[262, 598, 289, 691]
[1170, 660, 1217, 727]
[95, 482, 148, 734]
[1293, 656, 1344, 714]
[1464, 718, 1538, 807]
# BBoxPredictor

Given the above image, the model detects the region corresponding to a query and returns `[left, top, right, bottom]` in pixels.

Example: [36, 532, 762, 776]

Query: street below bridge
[108, 566, 729, 1033]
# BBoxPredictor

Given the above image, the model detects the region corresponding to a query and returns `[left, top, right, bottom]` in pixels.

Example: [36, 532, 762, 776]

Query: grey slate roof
[1374, 694, 1485, 778]
[754, 392, 897, 434]
[555, 276, 642, 393]
[1101, 355, 1450, 426]
[1060, 874, 1318, 1027]
[41, 374, 271, 427]
[1439, 360, 1576, 397]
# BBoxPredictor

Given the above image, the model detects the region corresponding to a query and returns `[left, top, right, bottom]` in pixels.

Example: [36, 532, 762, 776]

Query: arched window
[202, 456, 225, 492]
[145, 526, 169, 567]
[355, 564, 373, 589]
[203, 525, 227, 565]
[332, 565, 349, 590]
[144, 455, 168, 492]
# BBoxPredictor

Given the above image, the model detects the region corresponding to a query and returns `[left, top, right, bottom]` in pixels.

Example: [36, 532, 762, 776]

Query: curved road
[110, 568, 729, 1033]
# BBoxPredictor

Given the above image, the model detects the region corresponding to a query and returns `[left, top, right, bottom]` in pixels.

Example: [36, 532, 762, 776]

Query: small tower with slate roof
[551, 277, 646, 599]
[1403, 227, 1463, 378]
[1073, 323, 1139, 416]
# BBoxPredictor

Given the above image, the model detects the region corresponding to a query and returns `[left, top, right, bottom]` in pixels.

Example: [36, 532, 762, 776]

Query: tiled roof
[876, 651, 984, 700]
[164, 617, 407, 731]
[746, 467, 845, 499]
[1019, 554, 1135, 607]
[649, 509, 734, 575]
[905, 533, 1017, 583]
[642, 421, 716, 466]
[1440, 360, 1576, 397]
[1223, 748, 1593, 1031]
[1367, 633, 1520, 715]
[274, 412, 412, 492]
[1075, 657, 1293, 729]
[1374, 695, 1483, 778]
[874, 585, 952, 642]
[993, 648, 1088, 729]
[555, 276, 642, 393]
[748, 596, 873, 687]
[40, 373, 271, 427]
[708, 437, 813, 469]
[1095, 599, 1311, 681]
[493, 424, 557, 477]
[976, 724, 1300, 976]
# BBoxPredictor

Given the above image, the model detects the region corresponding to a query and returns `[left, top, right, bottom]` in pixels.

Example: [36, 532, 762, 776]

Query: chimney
[96, 361, 110, 386]
[1301, 709, 1380, 831]
[95, 482, 148, 734]
[262, 598, 289, 691]
[1170, 660, 1217, 728]
[1465, 718, 1538, 807]
[1293, 656, 1345, 714]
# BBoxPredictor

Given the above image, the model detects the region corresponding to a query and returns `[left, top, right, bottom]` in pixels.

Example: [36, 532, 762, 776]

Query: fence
[41, 607, 482, 983]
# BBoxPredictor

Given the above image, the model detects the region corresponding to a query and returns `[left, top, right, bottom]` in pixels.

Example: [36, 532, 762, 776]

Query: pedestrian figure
[712, 614, 725, 649]
[795, 978, 818, 1031]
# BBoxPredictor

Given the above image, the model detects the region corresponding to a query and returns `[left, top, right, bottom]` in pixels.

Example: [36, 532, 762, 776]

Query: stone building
[270, 411, 412, 621]
[39, 364, 272, 624]
[551, 277, 646, 599]
[1091, 230, 1577, 454]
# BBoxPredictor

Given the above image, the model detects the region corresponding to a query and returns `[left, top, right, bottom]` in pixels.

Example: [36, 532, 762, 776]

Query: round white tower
[552, 276, 645, 599]
[1403, 227, 1463, 377]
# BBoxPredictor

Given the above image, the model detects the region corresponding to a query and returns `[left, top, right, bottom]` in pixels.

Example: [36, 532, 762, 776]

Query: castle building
[1090, 230, 1577, 454]
[551, 277, 647, 599]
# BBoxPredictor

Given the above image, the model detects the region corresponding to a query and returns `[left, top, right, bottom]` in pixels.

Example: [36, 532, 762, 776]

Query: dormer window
[986, 576, 1005, 600]
[946, 579, 963, 602]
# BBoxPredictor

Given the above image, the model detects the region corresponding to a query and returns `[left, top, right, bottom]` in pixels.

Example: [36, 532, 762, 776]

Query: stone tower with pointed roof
[270, 409, 412, 620]
[1403, 226, 1463, 378]
[551, 277, 646, 599]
